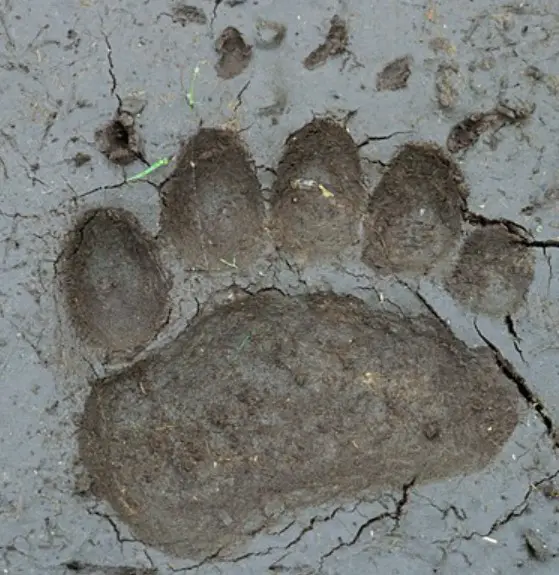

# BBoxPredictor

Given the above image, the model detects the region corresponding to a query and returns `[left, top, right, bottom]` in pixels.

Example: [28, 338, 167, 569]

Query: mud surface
[362, 142, 467, 275]
[3, 1, 559, 574]
[81, 290, 517, 559]
[56, 208, 171, 358]
[270, 119, 365, 263]
[160, 128, 265, 268]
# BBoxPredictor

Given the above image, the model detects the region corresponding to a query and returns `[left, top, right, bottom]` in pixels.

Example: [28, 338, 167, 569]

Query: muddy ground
[2, 0, 559, 573]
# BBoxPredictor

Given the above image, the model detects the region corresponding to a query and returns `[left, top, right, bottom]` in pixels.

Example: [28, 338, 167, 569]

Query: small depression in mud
[270, 118, 365, 264]
[215, 27, 253, 79]
[159, 128, 266, 269]
[362, 142, 468, 275]
[56, 208, 171, 358]
[79, 290, 519, 560]
[95, 112, 144, 166]
[445, 225, 535, 316]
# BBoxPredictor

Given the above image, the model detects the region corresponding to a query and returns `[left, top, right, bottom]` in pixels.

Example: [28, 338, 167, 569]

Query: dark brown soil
[447, 102, 534, 153]
[269, 118, 365, 264]
[362, 142, 468, 275]
[56, 208, 171, 357]
[94, 112, 143, 166]
[215, 27, 252, 79]
[303, 15, 348, 70]
[445, 225, 535, 316]
[376, 56, 413, 91]
[79, 290, 518, 560]
[159, 128, 266, 269]
[171, 3, 207, 26]
[446, 110, 505, 154]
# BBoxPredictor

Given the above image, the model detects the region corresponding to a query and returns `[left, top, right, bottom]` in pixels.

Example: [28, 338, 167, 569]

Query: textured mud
[446, 225, 535, 316]
[3, 1, 559, 574]
[362, 142, 468, 275]
[270, 119, 365, 263]
[56, 209, 171, 358]
[160, 128, 266, 268]
[80, 290, 518, 559]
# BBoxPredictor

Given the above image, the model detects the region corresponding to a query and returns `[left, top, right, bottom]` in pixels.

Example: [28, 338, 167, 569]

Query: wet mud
[445, 225, 535, 316]
[159, 128, 266, 269]
[56, 209, 171, 357]
[79, 290, 518, 559]
[270, 118, 365, 263]
[362, 142, 468, 275]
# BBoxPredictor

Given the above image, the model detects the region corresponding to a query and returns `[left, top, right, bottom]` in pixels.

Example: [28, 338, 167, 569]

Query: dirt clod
[376, 56, 412, 91]
[524, 528, 551, 561]
[435, 62, 460, 109]
[215, 27, 252, 79]
[303, 15, 348, 70]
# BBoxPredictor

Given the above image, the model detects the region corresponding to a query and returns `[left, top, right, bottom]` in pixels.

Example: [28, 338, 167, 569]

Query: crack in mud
[356, 130, 413, 148]
[318, 478, 416, 568]
[447, 470, 559, 548]
[100, 31, 120, 106]
[474, 322, 555, 441]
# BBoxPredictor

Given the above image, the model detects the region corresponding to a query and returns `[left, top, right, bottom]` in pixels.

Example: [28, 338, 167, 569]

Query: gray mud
[2, 1, 559, 574]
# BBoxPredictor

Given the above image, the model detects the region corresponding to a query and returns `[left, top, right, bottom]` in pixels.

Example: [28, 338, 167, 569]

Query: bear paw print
[57, 118, 532, 561]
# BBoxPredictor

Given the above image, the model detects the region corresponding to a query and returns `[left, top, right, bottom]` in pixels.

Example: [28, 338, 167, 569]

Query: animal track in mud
[58, 117, 535, 561]
[159, 128, 266, 269]
[362, 142, 467, 275]
[445, 225, 535, 316]
[56, 208, 171, 358]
